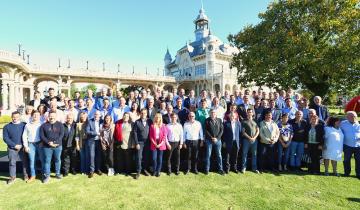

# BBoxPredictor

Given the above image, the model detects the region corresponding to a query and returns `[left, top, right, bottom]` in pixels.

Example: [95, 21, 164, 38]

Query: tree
[228, 0, 360, 98]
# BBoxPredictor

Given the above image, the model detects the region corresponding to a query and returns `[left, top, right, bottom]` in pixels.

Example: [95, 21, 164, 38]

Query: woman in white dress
[323, 117, 344, 176]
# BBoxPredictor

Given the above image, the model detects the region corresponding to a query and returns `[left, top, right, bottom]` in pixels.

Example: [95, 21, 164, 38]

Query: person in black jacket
[28, 90, 46, 110]
[305, 115, 324, 174]
[204, 109, 224, 175]
[222, 113, 241, 173]
[61, 113, 77, 176]
[40, 111, 65, 183]
[133, 108, 152, 179]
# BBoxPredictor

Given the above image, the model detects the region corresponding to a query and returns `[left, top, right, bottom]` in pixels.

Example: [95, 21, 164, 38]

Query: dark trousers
[113, 142, 122, 173]
[224, 141, 239, 172]
[102, 148, 114, 171]
[8, 148, 28, 178]
[308, 144, 321, 173]
[185, 140, 199, 171]
[166, 141, 180, 173]
[135, 142, 150, 173]
[119, 149, 131, 174]
[259, 143, 275, 171]
[61, 147, 77, 174]
[343, 144, 360, 177]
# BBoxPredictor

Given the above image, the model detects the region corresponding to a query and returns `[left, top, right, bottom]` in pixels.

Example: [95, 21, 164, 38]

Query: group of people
[3, 87, 360, 184]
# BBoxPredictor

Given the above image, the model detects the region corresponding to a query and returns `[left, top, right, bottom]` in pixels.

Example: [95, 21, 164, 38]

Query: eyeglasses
[189, 115, 195, 118]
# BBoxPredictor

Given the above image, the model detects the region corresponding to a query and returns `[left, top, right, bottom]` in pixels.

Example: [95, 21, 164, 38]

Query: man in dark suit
[262, 99, 282, 124]
[204, 109, 225, 175]
[28, 91, 46, 110]
[226, 95, 237, 112]
[237, 95, 254, 121]
[222, 113, 241, 173]
[147, 98, 158, 121]
[133, 108, 152, 179]
[61, 113, 77, 176]
[85, 110, 103, 178]
[174, 97, 189, 125]
[310, 96, 329, 122]
[162, 104, 179, 124]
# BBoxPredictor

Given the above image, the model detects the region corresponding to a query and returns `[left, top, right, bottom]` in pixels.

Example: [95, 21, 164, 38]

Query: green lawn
[0, 141, 359, 209]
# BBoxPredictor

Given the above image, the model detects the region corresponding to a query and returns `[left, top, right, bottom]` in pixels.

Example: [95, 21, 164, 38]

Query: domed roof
[164, 48, 172, 61]
[194, 7, 209, 23]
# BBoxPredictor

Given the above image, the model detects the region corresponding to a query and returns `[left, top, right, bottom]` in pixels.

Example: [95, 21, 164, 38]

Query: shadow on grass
[347, 198, 360, 203]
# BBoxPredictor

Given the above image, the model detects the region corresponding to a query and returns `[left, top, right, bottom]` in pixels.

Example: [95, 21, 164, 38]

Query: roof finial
[201, 0, 204, 11]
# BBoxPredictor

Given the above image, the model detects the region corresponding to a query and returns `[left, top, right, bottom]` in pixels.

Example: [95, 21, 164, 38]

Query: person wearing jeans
[85, 110, 103, 178]
[23, 110, 43, 183]
[340, 111, 360, 179]
[204, 108, 224, 175]
[289, 111, 307, 172]
[149, 113, 169, 177]
[277, 113, 293, 171]
[40, 111, 65, 183]
[241, 108, 259, 174]
[3, 111, 27, 185]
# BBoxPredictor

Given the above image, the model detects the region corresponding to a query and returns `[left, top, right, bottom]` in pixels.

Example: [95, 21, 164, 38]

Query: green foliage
[121, 85, 144, 97]
[229, 0, 360, 98]
[0, 115, 11, 124]
[70, 84, 98, 98]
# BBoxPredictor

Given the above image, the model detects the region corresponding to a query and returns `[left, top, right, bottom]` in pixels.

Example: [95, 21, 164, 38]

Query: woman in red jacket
[149, 113, 169, 177]
[113, 113, 133, 175]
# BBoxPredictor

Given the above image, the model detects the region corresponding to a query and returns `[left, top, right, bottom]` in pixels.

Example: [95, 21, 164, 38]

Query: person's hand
[156, 144, 160, 149]
[304, 144, 308, 149]
[178, 144, 182, 150]
[48, 142, 54, 147]
[24, 147, 30, 153]
[167, 144, 172, 150]
[182, 144, 187, 149]
[222, 142, 226, 148]
[76, 145, 80, 151]
[14, 144, 22, 151]
[136, 144, 140, 150]
[102, 145, 107, 150]
[200, 141, 204, 147]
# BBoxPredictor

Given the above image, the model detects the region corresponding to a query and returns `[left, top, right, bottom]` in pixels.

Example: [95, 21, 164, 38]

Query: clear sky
[0, 0, 272, 74]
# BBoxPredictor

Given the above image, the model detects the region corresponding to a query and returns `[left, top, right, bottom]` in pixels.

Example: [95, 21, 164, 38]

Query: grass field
[0, 141, 359, 209]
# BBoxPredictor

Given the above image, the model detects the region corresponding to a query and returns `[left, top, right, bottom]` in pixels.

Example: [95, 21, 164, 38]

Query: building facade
[164, 7, 240, 95]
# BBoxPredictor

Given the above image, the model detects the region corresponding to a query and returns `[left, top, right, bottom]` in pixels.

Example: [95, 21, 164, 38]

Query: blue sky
[0, 0, 271, 74]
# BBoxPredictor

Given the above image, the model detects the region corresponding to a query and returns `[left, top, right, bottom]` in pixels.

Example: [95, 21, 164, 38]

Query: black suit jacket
[237, 104, 254, 121]
[162, 113, 180, 125]
[305, 123, 325, 145]
[205, 117, 224, 140]
[28, 99, 46, 107]
[147, 107, 158, 121]
[133, 118, 152, 144]
[62, 123, 77, 148]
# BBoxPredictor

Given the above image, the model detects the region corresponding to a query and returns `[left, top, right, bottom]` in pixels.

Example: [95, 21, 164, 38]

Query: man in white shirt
[64, 100, 79, 122]
[166, 113, 184, 176]
[211, 97, 226, 122]
[183, 112, 204, 174]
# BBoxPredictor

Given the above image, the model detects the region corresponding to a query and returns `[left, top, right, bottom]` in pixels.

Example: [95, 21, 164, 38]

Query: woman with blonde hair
[76, 112, 88, 174]
[21, 105, 34, 123]
[149, 113, 169, 177]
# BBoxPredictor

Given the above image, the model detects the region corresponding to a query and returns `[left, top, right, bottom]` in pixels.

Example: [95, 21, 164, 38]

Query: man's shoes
[175, 171, 180, 176]
[184, 170, 189, 175]
[225, 169, 229, 174]
[343, 173, 350, 177]
[56, 174, 63, 179]
[241, 169, 246, 174]
[108, 168, 114, 176]
[167, 171, 171, 176]
[88, 172, 94, 178]
[219, 171, 225, 176]
[42, 176, 50, 184]
[135, 173, 140, 179]
[194, 169, 199, 174]
[23, 175, 29, 182]
[155, 172, 160, 177]
[7, 177, 16, 185]
[26, 176, 36, 183]
[96, 171, 103, 176]
[63, 172, 68, 177]
[143, 170, 150, 176]
[253, 170, 260, 174]
[204, 171, 209, 175]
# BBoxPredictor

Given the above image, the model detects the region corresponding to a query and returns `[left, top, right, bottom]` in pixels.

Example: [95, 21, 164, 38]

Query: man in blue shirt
[3, 111, 27, 184]
[282, 98, 298, 120]
[340, 111, 360, 179]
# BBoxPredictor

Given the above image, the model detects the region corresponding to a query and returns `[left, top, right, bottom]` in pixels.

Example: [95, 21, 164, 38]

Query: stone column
[29, 87, 34, 101]
[8, 83, 15, 111]
[1, 83, 9, 110]
[116, 81, 121, 91]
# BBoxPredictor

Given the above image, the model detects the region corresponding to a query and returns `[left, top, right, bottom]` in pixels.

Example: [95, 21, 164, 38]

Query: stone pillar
[116, 81, 121, 91]
[29, 87, 34, 101]
[1, 83, 9, 110]
[8, 83, 15, 111]
[67, 88, 71, 98]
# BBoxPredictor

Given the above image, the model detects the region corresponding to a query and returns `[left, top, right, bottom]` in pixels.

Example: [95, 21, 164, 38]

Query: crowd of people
[2, 87, 360, 184]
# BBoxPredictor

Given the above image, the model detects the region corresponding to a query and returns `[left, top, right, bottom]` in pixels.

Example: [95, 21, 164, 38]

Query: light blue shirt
[111, 105, 130, 122]
[282, 106, 298, 120]
[340, 120, 360, 147]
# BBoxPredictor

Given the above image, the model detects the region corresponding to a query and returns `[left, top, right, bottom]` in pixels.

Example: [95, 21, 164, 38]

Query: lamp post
[103, 62, 105, 71]
[27, 54, 30, 64]
[132, 66, 134, 74]
[58, 58, 61, 68]
[146, 67, 148, 75]
[18, 44, 21, 56]
[117, 64, 120, 73]
[22, 50, 25, 60]
[68, 59, 71, 68]
[86, 61, 89, 70]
